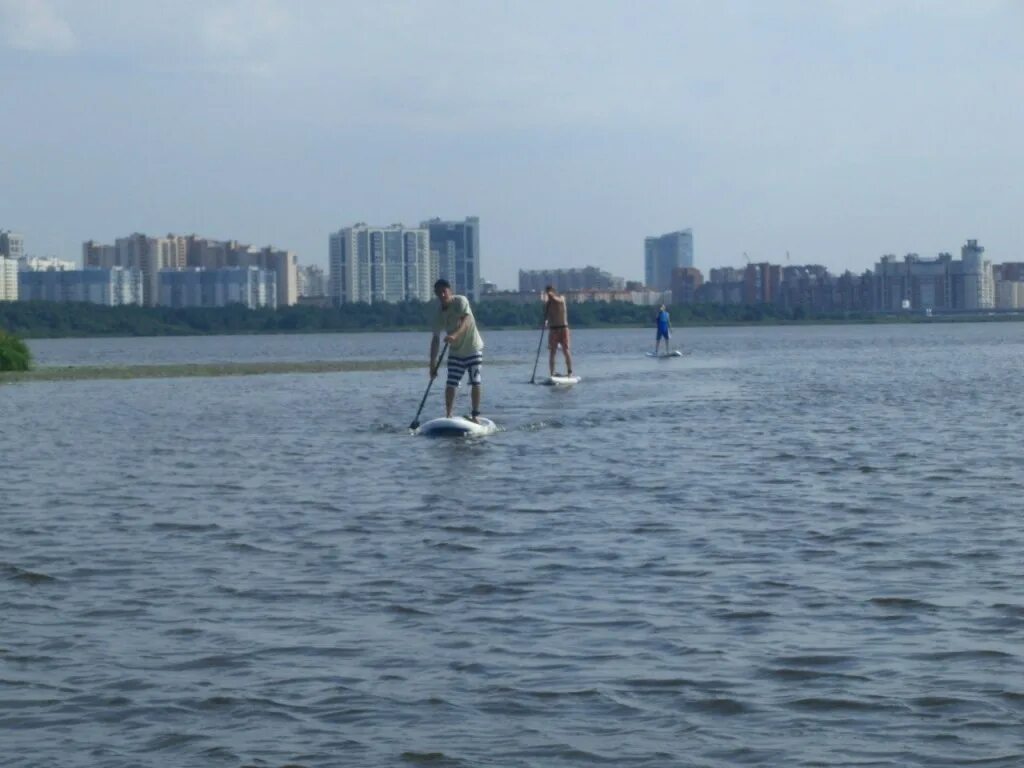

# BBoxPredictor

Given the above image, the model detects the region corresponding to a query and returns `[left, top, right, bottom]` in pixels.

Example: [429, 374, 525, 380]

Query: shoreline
[7, 312, 1024, 341]
[0, 359, 426, 384]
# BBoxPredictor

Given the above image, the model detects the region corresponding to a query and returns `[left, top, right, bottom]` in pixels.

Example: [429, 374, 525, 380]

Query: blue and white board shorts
[447, 352, 483, 387]
[657, 326, 670, 340]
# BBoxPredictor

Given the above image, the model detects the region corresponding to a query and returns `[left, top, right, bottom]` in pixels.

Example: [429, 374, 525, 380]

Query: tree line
[0, 299, 904, 340]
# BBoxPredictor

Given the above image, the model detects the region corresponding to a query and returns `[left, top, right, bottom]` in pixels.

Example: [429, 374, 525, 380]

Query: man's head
[545, 284, 555, 296]
[659, 304, 666, 311]
[434, 278, 453, 307]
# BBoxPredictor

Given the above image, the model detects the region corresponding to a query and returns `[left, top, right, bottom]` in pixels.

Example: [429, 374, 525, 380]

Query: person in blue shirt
[655, 304, 671, 356]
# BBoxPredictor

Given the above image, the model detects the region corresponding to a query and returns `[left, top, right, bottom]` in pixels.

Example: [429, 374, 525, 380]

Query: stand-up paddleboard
[539, 374, 581, 387]
[415, 416, 499, 437]
[646, 350, 685, 358]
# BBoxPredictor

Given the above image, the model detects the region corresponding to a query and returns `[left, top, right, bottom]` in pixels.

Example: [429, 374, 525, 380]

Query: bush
[0, 330, 32, 372]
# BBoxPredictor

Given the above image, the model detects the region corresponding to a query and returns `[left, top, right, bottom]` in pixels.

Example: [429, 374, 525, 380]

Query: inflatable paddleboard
[540, 374, 581, 386]
[415, 416, 499, 437]
[646, 350, 685, 358]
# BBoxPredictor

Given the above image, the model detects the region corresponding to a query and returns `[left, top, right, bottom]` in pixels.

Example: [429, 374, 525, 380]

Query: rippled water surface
[4, 324, 1024, 767]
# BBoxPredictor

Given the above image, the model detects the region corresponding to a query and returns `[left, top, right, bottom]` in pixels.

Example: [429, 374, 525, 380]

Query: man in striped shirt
[430, 279, 485, 422]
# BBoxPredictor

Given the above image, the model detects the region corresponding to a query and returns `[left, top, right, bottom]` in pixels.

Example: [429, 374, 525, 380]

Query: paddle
[529, 322, 546, 384]
[409, 342, 448, 430]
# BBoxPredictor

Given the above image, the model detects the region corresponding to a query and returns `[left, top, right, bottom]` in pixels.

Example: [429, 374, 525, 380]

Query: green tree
[0, 330, 32, 371]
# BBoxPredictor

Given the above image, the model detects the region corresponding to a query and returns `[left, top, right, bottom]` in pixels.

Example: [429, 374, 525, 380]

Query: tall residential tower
[0, 230, 25, 262]
[645, 229, 694, 291]
[421, 217, 480, 302]
[329, 224, 431, 305]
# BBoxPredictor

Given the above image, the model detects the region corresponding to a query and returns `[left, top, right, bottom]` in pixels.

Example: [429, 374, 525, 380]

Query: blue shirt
[657, 310, 670, 332]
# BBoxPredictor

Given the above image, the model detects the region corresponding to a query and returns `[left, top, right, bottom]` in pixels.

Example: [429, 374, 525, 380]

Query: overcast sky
[1, 0, 1021, 288]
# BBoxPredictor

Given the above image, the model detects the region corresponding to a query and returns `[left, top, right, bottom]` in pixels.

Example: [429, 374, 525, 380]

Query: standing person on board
[543, 284, 574, 378]
[430, 278, 485, 422]
[655, 304, 672, 356]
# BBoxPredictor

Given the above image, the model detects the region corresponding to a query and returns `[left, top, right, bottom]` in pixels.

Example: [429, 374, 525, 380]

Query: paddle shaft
[410, 342, 448, 429]
[529, 322, 546, 384]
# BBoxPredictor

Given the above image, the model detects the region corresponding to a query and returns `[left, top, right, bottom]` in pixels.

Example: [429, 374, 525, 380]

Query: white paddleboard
[540, 374, 581, 387]
[415, 416, 499, 437]
[646, 350, 685, 358]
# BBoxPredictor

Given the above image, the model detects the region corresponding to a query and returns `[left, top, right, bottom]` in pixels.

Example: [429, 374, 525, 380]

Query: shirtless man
[542, 285, 574, 378]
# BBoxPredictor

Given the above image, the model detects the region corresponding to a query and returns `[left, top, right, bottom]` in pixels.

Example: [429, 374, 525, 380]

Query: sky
[1, 0, 1022, 289]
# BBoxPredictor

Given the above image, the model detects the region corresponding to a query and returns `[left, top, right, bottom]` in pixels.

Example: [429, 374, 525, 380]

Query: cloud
[197, 0, 294, 75]
[0, 0, 75, 53]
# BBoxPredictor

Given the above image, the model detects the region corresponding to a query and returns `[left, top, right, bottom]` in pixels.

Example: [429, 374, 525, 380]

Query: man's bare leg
[470, 385, 481, 422]
[549, 347, 556, 377]
[445, 385, 455, 418]
[564, 347, 574, 376]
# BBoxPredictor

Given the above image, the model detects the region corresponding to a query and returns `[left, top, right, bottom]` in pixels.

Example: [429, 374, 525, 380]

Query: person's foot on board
[468, 410, 481, 424]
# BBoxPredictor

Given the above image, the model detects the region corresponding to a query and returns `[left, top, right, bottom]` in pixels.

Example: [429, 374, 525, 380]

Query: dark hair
[433, 278, 451, 293]
[545, 284, 554, 292]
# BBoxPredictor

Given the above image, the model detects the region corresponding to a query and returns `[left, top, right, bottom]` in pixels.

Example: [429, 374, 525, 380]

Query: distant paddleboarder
[430, 279, 485, 423]
[542, 285, 574, 379]
[654, 304, 671, 356]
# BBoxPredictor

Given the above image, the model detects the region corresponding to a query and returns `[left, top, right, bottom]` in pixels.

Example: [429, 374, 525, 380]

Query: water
[3, 324, 1023, 767]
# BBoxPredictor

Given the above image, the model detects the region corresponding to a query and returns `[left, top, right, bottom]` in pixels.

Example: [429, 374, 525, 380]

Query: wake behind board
[646, 350, 685, 358]
[539, 374, 581, 387]
[415, 416, 499, 437]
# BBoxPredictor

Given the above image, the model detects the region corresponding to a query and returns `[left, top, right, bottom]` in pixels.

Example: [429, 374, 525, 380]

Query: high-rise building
[996, 280, 1024, 309]
[702, 266, 745, 304]
[297, 265, 327, 298]
[184, 237, 231, 269]
[158, 267, 275, 309]
[0, 230, 25, 262]
[671, 267, 703, 304]
[0, 256, 18, 301]
[84, 235, 172, 304]
[329, 224, 431, 305]
[645, 229, 694, 291]
[421, 217, 480, 301]
[86, 234, 299, 308]
[872, 243, 994, 311]
[83, 240, 117, 268]
[995, 263, 1024, 282]
[108, 234, 181, 306]
[19, 268, 143, 305]
[743, 263, 782, 304]
[518, 266, 625, 293]
[960, 239, 994, 310]
[19, 256, 76, 272]
[234, 246, 297, 308]
[777, 265, 833, 311]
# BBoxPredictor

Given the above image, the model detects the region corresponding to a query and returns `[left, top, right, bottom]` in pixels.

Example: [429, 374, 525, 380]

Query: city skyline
[1, 225, 1017, 296]
[2, 1, 1022, 290]
[5, 228, 1023, 312]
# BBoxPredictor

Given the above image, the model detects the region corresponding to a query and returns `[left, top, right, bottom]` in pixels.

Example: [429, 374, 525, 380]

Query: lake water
[3, 324, 1023, 767]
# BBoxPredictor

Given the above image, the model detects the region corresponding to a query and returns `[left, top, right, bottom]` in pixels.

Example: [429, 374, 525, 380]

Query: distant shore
[4, 299, 1022, 341]
[9, 312, 1024, 341]
[0, 359, 425, 384]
